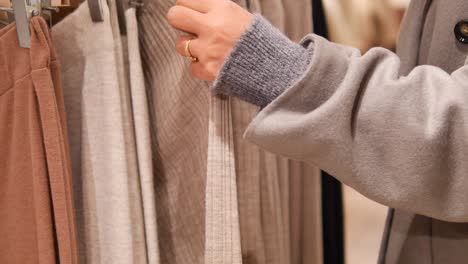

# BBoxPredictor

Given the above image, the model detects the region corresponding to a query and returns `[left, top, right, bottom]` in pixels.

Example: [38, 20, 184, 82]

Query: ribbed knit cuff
[211, 14, 313, 108]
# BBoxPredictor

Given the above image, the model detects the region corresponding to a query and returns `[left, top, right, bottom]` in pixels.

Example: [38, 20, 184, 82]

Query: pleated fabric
[231, 1, 324, 264]
[205, 96, 243, 264]
[109, 0, 148, 261]
[138, 0, 323, 263]
[0, 17, 79, 264]
[52, 1, 147, 263]
[125, 6, 162, 264]
[140, 1, 209, 262]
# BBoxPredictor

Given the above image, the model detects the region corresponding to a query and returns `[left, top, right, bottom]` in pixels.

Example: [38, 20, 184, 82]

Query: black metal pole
[311, 1, 345, 263]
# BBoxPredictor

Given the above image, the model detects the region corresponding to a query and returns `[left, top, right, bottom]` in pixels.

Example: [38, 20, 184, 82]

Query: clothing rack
[0, 0, 143, 48]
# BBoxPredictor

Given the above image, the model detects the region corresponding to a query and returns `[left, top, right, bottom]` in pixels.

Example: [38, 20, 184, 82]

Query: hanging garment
[139, 1, 209, 262]
[235, 1, 324, 264]
[0, 17, 79, 264]
[125, 6, 161, 264]
[108, 0, 149, 260]
[52, 1, 147, 263]
[205, 96, 243, 264]
[138, 0, 323, 264]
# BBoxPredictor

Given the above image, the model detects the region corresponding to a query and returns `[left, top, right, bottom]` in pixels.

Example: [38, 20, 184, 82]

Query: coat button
[455, 20, 468, 43]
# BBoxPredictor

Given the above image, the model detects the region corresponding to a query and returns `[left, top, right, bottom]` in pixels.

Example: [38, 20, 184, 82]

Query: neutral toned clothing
[108, 0, 148, 261]
[0, 17, 78, 264]
[52, 2, 146, 263]
[140, 1, 208, 262]
[205, 96, 243, 264]
[125, 6, 162, 264]
[230, 2, 324, 264]
[213, 0, 468, 262]
[139, 0, 323, 263]
[125, 7, 161, 264]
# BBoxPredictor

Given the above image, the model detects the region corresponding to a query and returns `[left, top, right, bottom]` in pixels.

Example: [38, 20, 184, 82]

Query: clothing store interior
[2, 0, 419, 264]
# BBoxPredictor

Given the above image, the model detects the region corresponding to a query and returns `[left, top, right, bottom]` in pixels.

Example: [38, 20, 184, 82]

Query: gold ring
[185, 39, 199, 62]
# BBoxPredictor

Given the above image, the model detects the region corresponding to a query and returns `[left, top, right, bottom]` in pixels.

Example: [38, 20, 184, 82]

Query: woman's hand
[167, 0, 253, 81]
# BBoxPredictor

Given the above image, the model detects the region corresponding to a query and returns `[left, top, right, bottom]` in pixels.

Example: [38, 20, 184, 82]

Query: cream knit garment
[205, 96, 242, 264]
[125, 7, 161, 264]
[52, 1, 147, 263]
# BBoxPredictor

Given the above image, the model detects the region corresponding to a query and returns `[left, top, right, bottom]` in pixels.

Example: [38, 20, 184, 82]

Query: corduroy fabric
[0, 17, 78, 264]
[204, 95, 243, 264]
[52, 2, 147, 263]
[232, 2, 324, 264]
[138, 1, 323, 264]
[140, 1, 208, 262]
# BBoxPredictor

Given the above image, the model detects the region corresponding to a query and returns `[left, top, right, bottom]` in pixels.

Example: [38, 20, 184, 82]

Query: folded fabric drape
[0, 17, 78, 264]
[139, 0, 323, 263]
[235, 1, 324, 264]
[125, 6, 162, 264]
[52, 2, 147, 263]
[205, 96, 243, 264]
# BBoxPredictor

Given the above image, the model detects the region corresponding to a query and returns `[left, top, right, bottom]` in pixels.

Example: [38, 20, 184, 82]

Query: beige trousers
[52, 2, 147, 263]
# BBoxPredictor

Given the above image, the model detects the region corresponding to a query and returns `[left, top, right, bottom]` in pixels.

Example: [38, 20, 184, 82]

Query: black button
[455, 20, 468, 44]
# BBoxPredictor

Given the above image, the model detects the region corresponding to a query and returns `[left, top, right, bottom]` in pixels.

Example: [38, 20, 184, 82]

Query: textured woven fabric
[139, 1, 209, 262]
[0, 17, 78, 264]
[125, 7, 161, 264]
[138, 1, 323, 264]
[233, 2, 323, 264]
[52, 2, 147, 263]
[205, 96, 243, 264]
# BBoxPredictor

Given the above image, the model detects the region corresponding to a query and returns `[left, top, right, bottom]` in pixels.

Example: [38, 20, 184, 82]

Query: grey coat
[213, 0, 468, 262]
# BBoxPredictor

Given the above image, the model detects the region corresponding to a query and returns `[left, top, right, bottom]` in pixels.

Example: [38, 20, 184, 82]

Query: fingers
[190, 63, 214, 81]
[167, 6, 204, 35]
[176, 0, 216, 13]
[176, 36, 201, 58]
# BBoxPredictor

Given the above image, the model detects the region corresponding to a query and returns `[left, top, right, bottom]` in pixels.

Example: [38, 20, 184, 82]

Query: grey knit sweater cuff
[211, 15, 313, 108]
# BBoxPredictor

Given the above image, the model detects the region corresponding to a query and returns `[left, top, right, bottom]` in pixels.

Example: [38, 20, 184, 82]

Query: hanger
[11, 0, 40, 48]
[128, 0, 143, 8]
[88, 0, 103, 22]
[114, 0, 143, 36]
[2, 0, 141, 48]
[74, 0, 144, 35]
[0, 0, 59, 48]
[116, 0, 143, 35]
[115, 0, 125, 34]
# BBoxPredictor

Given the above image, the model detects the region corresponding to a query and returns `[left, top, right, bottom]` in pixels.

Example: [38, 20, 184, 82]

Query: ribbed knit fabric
[140, 1, 208, 263]
[212, 15, 313, 108]
[205, 96, 243, 264]
[139, 1, 323, 264]
[125, 7, 161, 264]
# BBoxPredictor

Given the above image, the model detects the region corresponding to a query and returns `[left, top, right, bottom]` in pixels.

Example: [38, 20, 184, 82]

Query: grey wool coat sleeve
[213, 15, 468, 223]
